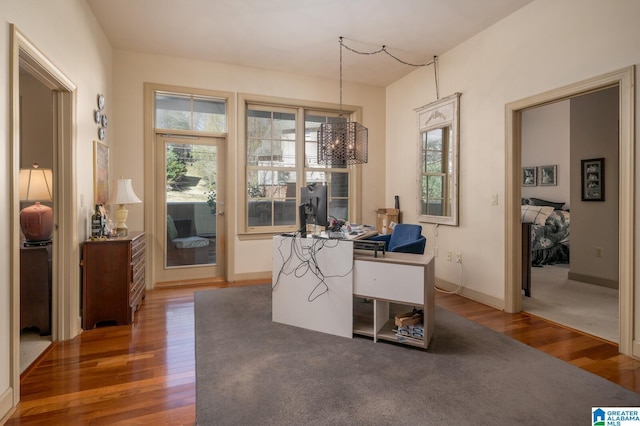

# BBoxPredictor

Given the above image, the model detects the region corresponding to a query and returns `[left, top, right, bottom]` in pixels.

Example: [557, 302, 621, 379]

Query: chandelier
[317, 37, 439, 166]
[317, 37, 368, 166]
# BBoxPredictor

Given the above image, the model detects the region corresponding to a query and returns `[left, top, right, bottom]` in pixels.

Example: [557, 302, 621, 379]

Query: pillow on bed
[528, 197, 565, 210]
[521, 205, 555, 225]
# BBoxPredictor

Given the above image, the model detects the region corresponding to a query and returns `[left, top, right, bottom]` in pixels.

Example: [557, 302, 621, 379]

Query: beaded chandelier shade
[317, 118, 368, 165]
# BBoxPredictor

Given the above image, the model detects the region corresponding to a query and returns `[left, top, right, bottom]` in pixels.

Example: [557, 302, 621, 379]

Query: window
[243, 99, 356, 234]
[305, 112, 350, 223]
[155, 91, 226, 132]
[246, 106, 297, 228]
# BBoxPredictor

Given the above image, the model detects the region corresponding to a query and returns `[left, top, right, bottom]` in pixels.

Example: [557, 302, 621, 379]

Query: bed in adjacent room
[521, 198, 570, 296]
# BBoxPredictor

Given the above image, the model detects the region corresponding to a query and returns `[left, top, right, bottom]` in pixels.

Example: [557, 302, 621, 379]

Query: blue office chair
[367, 223, 426, 254]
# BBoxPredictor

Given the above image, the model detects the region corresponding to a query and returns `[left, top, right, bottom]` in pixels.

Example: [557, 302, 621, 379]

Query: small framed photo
[522, 166, 537, 187]
[538, 164, 557, 186]
[581, 158, 604, 201]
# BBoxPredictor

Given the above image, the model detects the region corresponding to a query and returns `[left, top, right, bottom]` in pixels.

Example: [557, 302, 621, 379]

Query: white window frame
[238, 94, 364, 237]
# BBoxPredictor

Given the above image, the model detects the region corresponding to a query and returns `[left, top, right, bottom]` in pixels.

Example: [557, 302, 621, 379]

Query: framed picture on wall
[93, 140, 109, 205]
[581, 158, 604, 201]
[538, 164, 557, 186]
[522, 166, 536, 187]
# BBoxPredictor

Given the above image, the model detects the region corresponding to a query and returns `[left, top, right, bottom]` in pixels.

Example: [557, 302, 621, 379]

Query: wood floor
[6, 283, 640, 424]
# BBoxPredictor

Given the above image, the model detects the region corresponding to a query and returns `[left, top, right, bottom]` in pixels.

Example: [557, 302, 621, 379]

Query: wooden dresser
[81, 231, 145, 329]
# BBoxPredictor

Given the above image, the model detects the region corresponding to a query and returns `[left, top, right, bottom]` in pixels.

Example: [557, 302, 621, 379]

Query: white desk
[272, 236, 354, 338]
[272, 235, 435, 348]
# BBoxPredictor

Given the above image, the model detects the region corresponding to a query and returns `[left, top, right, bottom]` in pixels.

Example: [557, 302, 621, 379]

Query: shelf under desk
[272, 235, 435, 348]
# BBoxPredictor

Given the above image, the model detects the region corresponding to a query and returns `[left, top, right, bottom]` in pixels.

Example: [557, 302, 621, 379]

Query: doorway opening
[520, 87, 619, 343]
[10, 25, 79, 404]
[18, 68, 54, 372]
[505, 66, 635, 356]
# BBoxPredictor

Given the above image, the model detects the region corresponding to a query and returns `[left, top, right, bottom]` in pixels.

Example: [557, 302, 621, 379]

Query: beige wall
[111, 50, 386, 278]
[0, 0, 113, 416]
[570, 87, 619, 284]
[19, 72, 54, 170]
[385, 0, 640, 301]
[521, 100, 570, 207]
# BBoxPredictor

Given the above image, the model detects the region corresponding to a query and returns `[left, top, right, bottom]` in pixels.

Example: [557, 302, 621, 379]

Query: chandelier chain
[338, 37, 440, 99]
[339, 37, 343, 116]
[339, 37, 436, 67]
[433, 56, 440, 100]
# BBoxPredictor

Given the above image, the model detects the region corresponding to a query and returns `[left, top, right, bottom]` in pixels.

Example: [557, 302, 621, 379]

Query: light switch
[491, 194, 499, 205]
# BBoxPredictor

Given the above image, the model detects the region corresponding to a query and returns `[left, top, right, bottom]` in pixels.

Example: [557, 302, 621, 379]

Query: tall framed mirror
[416, 92, 461, 226]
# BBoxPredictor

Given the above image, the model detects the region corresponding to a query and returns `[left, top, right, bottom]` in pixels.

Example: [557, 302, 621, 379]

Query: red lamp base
[20, 202, 53, 242]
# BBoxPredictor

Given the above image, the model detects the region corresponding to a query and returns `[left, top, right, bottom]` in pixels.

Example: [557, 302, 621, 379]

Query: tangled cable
[273, 234, 353, 302]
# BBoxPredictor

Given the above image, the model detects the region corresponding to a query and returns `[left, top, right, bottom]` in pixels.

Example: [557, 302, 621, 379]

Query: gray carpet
[195, 284, 639, 425]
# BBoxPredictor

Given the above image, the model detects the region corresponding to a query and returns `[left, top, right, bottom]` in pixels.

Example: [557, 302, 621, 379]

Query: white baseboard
[435, 277, 504, 310]
[0, 386, 15, 424]
[232, 271, 272, 283]
[632, 340, 640, 360]
[567, 272, 618, 289]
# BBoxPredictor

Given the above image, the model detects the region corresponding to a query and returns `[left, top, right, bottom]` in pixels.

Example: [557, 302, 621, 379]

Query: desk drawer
[353, 260, 424, 304]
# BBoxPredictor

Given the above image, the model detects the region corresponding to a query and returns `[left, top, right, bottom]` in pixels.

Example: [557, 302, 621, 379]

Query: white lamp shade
[19, 167, 53, 201]
[107, 178, 142, 205]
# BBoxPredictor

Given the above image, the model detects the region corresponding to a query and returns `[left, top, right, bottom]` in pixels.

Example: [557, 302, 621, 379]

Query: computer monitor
[298, 183, 328, 234]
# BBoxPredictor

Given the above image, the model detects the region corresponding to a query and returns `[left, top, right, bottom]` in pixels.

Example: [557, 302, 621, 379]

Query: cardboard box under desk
[376, 208, 399, 234]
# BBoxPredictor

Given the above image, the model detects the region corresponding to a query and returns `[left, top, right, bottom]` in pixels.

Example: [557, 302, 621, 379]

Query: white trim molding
[505, 66, 635, 357]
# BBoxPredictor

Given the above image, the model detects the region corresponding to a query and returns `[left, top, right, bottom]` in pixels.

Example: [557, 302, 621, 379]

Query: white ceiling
[86, 0, 534, 87]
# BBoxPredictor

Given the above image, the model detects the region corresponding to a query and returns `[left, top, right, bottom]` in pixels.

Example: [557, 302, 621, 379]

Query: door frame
[9, 25, 79, 406]
[504, 66, 635, 356]
[143, 83, 235, 287]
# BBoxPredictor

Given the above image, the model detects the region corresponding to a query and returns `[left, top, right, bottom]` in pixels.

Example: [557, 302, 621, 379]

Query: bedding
[521, 199, 570, 266]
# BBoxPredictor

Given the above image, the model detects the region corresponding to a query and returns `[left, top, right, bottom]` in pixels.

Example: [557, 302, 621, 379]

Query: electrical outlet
[456, 253, 462, 263]
[447, 251, 452, 261]
[595, 247, 602, 258]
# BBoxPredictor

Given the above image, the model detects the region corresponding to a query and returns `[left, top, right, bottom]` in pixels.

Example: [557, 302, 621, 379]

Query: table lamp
[19, 163, 53, 245]
[107, 178, 142, 236]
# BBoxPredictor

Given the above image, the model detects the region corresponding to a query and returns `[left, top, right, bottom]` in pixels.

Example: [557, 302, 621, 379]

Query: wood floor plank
[7, 283, 639, 424]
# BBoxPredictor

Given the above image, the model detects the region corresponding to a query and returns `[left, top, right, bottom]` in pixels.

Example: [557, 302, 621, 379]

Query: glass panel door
[155, 135, 225, 283]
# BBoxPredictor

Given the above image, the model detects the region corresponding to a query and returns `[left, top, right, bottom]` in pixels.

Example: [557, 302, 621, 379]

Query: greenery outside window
[421, 127, 450, 216]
